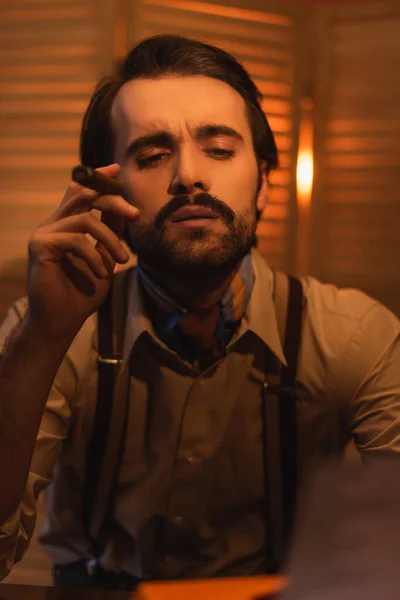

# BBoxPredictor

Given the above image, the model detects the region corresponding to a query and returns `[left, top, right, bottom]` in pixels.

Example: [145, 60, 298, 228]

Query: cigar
[71, 165, 124, 196]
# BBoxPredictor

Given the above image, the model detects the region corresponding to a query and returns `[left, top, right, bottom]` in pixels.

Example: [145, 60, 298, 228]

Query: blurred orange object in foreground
[134, 575, 285, 600]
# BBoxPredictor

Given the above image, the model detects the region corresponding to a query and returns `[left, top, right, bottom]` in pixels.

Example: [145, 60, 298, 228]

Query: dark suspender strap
[83, 269, 132, 555]
[279, 275, 303, 543]
[83, 289, 115, 548]
[263, 271, 304, 570]
[262, 361, 285, 571]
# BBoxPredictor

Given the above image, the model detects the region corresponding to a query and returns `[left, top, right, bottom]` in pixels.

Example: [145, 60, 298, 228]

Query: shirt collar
[122, 249, 287, 366]
[122, 267, 154, 362]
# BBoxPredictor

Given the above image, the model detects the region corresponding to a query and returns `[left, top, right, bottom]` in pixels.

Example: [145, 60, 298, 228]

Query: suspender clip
[97, 355, 123, 366]
[263, 382, 297, 397]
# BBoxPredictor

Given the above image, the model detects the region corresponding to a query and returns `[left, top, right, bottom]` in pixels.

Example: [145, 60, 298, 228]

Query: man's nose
[168, 148, 210, 197]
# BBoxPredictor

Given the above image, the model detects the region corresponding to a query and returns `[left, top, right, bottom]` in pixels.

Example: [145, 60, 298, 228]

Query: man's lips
[170, 206, 219, 223]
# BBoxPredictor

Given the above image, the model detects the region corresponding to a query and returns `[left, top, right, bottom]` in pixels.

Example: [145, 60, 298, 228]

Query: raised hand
[26, 163, 139, 340]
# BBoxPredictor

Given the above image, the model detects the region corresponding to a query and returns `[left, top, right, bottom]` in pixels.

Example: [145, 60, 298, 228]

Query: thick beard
[125, 211, 256, 278]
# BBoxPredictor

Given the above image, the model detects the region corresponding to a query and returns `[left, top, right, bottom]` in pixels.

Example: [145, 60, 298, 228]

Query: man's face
[112, 75, 267, 276]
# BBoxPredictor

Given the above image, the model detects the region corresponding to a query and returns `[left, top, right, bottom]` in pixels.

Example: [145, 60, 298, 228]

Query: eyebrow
[125, 123, 244, 158]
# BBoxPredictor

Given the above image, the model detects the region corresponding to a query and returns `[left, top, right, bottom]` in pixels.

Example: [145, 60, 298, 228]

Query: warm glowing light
[297, 150, 314, 197]
[296, 96, 314, 274]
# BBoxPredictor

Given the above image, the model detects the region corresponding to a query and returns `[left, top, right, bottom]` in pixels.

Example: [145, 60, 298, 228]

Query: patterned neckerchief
[137, 253, 255, 364]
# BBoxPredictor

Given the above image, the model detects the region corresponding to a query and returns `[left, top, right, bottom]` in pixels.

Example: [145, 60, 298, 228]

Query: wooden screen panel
[127, 0, 304, 272]
[0, 0, 115, 321]
[310, 1, 400, 315]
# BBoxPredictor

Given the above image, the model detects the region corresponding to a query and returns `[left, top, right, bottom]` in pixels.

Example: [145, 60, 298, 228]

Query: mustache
[154, 193, 235, 231]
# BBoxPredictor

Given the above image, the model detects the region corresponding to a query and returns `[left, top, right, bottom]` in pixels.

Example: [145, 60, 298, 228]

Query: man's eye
[207, 148, 235, 160]
[136, 153, 169, 169]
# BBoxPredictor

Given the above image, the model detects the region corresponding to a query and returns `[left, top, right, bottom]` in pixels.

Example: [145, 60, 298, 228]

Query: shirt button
[184, 451, 196, 463]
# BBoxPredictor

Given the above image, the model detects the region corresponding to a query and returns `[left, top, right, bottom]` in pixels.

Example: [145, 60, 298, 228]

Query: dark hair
[80, 34, 278, 176]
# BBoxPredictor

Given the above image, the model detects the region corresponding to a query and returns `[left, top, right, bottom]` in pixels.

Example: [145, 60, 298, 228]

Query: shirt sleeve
[0, 300, 75, 579]
[343, 302, 400, 456]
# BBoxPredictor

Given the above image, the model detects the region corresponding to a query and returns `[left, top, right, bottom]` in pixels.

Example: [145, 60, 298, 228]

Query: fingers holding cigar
[56, 163, 139, 227]
[73, 164, 140, 231]
[60, 163, 121, 205]
[31, 163, 140, 282]
[72, 165, 124, 196]
[56, 188, 139, 226]
[25, 164, 140, 338]
[68, 164, 139, 275]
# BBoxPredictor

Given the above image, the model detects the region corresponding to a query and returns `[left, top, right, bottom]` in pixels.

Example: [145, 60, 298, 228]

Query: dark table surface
[0, 584, 132, 600]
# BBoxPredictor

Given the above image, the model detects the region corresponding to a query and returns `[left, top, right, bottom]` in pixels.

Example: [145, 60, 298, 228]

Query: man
[0, 34, 399, 590]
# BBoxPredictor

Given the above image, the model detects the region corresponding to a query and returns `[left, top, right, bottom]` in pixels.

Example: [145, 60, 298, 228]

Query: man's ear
[256, 160, 269, 214]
